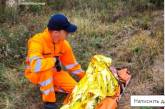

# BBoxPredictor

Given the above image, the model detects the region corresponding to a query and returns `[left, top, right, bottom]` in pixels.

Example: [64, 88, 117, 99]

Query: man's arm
[27, 39, 55, 73]
[60, 40, 85, 79]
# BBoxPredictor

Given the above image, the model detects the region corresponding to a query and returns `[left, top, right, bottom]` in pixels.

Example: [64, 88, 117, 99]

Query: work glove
[55, 56, 62, 72]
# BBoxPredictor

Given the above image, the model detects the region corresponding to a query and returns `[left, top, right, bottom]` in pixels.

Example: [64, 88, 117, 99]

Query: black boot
[44, 102, 59, 109]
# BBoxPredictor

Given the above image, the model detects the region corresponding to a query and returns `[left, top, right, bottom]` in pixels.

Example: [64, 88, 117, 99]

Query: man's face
[50, 30, 69, 43]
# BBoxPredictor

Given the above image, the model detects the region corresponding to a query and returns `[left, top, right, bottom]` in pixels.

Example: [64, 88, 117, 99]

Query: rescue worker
[24, 14, 85, 109]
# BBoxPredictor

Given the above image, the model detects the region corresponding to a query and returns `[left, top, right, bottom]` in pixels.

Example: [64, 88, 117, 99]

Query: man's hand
[77, 72, 85, 80]
[55, 56, 62, 72]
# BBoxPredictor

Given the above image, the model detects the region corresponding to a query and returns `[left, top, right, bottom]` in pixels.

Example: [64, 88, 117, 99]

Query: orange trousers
[37, 70, 77, 102]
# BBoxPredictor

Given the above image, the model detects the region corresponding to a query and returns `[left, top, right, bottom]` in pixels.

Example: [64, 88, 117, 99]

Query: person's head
[47, 14, 77, 43]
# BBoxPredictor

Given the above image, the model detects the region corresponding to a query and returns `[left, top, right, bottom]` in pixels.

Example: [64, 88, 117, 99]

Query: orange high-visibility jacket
[25, 28, 84, 84]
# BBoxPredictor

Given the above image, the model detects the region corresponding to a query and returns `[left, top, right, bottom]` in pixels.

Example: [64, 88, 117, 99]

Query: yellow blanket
[61, 55, 119, 109]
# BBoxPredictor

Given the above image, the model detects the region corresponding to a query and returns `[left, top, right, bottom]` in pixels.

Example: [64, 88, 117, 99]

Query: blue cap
[47, 14, 77, 33]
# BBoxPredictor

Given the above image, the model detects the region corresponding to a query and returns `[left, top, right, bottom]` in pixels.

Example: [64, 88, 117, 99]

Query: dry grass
[0, 1, 164, 109]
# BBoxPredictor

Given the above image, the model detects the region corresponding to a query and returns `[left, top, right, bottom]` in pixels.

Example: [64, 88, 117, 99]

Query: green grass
[0, 0, 164, 109]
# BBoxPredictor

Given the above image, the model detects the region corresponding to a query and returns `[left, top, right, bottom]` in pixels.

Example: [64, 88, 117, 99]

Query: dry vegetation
[0, 0, 164, 109]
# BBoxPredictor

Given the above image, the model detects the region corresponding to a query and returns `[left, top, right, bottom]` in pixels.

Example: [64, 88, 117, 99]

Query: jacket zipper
[53, 42, 55, 55]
